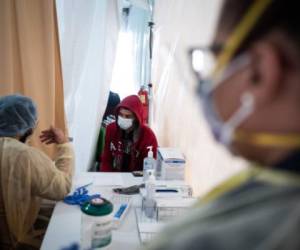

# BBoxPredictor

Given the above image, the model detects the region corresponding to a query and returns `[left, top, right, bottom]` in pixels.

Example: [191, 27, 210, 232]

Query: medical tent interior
[0, 0, 248, 197]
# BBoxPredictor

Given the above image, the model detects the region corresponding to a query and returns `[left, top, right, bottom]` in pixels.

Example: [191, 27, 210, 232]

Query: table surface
[41, 172, 143, 250]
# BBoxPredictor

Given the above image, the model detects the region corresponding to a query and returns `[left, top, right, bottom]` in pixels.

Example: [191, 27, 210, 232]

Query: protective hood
[116, 95, 143, 125]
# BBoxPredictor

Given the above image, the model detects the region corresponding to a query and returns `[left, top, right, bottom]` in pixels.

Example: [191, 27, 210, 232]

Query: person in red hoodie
[101, 95, 158, 172]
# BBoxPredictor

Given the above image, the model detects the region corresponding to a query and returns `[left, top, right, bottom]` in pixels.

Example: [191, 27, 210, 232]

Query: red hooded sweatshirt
[101, 95, 158, 172]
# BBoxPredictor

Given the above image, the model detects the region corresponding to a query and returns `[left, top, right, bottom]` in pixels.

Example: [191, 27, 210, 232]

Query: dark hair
[19, 128, 33, 143]
[218, 0, 300, 54]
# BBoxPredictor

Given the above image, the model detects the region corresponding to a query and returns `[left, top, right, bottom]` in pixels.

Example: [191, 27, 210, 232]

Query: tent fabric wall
[111, 2, 151, 99]
[56, 0, 120, 173]
[152, 0, 248, 196]
[0, 0, 67, 157]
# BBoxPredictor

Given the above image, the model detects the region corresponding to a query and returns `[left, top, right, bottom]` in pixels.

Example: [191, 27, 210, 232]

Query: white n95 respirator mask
[197, 54, 255, 146]
[117, 116, 133, 130]
[200, 88, 255, 146]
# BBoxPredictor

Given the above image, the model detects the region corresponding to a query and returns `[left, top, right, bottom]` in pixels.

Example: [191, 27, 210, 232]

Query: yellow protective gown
[0, 137, 74, 249]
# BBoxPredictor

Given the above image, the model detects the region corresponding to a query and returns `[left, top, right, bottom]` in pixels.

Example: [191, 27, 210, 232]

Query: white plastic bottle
[144, 170, 157, 219]
[81, 198, 113, 249]
[143, 146, 156, 181]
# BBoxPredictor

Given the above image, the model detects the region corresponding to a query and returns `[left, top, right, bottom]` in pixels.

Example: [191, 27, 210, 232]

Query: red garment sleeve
[100, 124, 113, 172]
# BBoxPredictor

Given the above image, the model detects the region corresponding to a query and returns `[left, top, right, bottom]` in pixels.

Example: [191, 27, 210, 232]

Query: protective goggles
[190, 0, 272, 93]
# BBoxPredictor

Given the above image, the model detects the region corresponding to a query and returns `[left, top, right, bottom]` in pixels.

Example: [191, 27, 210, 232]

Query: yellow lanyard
[234, 130, 300, 148]
[213, 0, 272, 79]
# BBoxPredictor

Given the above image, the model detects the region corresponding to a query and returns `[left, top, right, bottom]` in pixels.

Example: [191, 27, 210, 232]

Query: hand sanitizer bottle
[143, 146, 156, 181]
[144, 170, 157, 219]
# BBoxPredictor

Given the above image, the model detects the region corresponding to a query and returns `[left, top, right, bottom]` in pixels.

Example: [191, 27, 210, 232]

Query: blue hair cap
[0, 94, 37, 137]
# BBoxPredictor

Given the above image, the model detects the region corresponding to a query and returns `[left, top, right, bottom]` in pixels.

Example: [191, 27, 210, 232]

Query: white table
[41, 173, 143, 250]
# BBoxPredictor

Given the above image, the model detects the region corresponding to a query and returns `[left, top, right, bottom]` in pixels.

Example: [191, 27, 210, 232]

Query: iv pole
[147, 0, 154, 127]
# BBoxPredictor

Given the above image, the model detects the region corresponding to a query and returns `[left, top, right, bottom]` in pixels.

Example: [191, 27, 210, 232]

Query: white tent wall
[111, 0, 151, 99]
[152, 0, 249, 196]
[56, 0, 120, 173]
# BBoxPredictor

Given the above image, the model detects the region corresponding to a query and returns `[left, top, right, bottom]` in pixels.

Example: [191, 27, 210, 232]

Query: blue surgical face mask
[198, 54, 255, 146]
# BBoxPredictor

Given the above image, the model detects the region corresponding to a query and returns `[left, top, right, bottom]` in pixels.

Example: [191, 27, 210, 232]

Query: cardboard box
[157, 148, 185, 180]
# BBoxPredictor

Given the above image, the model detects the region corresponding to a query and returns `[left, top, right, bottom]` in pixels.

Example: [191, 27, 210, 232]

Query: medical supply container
[156, 147, 185, 180]
[81, 197, 113, 249]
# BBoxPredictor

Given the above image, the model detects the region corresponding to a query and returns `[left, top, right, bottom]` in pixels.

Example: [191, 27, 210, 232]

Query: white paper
[158, 147, 185, 162]
[92, 173, 124, 186]
[73, 173, 124, 187]
[73, 176, 94, 188]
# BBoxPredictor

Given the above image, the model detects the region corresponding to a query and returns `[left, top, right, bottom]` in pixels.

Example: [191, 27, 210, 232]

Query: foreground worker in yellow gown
[146, 0, 300, 249]
[0, 94, 74, 249]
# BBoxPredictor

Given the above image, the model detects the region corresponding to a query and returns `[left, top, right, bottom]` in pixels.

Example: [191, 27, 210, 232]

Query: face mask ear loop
[220, 92, 255, 145]
[210, 54, 252, 93]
